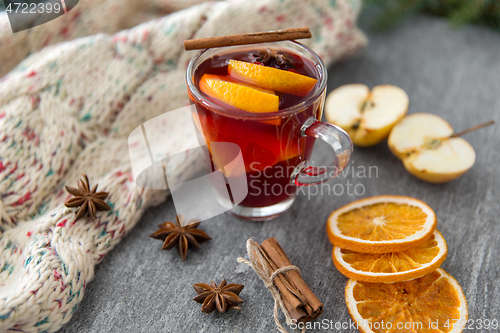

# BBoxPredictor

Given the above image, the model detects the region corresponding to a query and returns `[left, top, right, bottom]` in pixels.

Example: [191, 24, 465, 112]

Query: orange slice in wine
[228, 60, 318, 97]
[199, 74, 279, 113]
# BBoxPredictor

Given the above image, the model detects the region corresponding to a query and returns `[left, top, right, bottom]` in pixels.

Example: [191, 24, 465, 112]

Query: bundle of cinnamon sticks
[246, 237, 323, 322]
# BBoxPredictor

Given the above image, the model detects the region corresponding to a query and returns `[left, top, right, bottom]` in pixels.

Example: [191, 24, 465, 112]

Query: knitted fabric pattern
[0, 0, 366, 332]
[0, 0, 211, 78]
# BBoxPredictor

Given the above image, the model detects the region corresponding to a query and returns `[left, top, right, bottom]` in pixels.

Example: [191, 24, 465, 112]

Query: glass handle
[293, 117, 353, 186]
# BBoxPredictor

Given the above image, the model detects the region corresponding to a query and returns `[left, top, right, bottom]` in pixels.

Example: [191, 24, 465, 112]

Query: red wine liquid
[191, 47, 323, 207]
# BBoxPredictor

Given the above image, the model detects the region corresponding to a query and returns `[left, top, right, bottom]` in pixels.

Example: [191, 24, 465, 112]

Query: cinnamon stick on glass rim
[184, 27, 311, 51]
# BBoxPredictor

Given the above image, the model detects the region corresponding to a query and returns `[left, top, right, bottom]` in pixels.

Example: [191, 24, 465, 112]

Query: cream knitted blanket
[0, 0, 366, 331]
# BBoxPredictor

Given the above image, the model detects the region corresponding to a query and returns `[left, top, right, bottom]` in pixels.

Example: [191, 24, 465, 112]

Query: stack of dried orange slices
[326, 195, 468, 333]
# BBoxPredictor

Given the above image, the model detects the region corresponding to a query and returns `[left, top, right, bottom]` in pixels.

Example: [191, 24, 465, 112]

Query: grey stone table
[60, 16, 500, 333]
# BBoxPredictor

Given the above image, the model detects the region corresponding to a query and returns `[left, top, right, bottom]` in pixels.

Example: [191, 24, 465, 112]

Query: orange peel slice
[228, 60, 317, 97]
[199, 74, 279, 113]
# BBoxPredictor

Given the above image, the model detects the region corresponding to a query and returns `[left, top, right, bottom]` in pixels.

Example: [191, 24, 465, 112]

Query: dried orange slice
[327, 196, 437, 253]
[345, 268, 468, 333]
[333, 231, 447, 283]
[199, 74, 279, 113]
[228, 60, 317, 97]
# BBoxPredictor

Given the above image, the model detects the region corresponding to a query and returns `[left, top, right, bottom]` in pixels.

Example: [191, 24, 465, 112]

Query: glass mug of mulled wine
[186, 41, 353, 221]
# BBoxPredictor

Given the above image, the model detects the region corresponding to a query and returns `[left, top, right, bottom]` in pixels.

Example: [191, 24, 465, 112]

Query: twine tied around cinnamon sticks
[237, 238, 323, 333]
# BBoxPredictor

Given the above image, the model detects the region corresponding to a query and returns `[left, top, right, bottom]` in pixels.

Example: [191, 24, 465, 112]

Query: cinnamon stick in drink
[184, 27, 311, 51]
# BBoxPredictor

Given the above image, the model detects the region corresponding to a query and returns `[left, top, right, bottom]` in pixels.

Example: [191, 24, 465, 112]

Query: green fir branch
[363, 0, 500, 32]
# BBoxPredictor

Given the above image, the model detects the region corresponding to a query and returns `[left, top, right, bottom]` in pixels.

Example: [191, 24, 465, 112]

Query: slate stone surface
[60, 15, 500, 333]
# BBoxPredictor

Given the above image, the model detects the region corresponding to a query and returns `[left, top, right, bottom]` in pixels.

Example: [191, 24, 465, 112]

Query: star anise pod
[193, 279, 244, 313]
[149, 215, 211, 260]
[252, 48, 295, 69]
[64, 175, 111, 221]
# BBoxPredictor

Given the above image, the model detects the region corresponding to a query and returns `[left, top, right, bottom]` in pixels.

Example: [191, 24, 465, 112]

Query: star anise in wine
[64, 175, 111, 221]
[149, 215, 211, 260]
[193, 279, 244, 313]
[252, 48, 295, 69]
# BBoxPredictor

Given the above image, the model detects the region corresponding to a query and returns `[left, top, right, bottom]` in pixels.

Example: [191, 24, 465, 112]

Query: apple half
[388, 113, 476, 183]
[325, 84, 409, 147]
